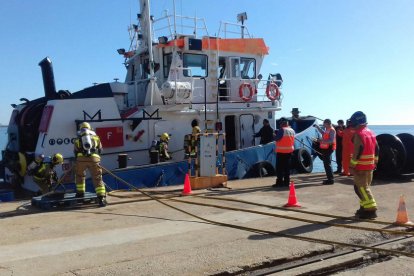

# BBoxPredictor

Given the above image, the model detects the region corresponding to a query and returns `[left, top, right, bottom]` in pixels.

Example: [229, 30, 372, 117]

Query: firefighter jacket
[32, 162, 57, 183]
[350, 126, 378, 170]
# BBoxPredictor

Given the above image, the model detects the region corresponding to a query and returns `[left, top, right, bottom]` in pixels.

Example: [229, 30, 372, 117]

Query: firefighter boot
[98, 196, 107, 207]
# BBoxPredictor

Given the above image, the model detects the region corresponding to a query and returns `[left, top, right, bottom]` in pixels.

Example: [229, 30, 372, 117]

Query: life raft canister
[239, 83, 254, 102]
[266, 82, 281, 101]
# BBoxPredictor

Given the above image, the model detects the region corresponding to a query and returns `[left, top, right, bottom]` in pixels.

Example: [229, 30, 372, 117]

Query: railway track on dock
[99, 169, 414, 261]
[164, 194, 414, 274]
[108, 192, 414, 259]
[5, 168, 414, 274]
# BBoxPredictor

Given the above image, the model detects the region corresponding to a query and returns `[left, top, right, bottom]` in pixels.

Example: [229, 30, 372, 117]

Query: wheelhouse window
[240, 58, 256, 79]
[163, 53, 172, 78]
[183, 53, 207, 77]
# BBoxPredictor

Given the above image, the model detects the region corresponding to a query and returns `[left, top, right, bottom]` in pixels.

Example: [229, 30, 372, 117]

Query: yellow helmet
[52, 153, 64, 164]
[160, 132, 170, 141]
[79, 122, 91, 130]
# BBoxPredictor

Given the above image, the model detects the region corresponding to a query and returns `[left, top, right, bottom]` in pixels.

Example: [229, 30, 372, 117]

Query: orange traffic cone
[394, 195, 414, 226]
[182, 173, 192, 196]
[284, 181, 301, 207]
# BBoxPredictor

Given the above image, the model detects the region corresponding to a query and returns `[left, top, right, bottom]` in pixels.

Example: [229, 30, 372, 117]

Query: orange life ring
[239, 83, 254, 102]
[266, 82, 281, 101]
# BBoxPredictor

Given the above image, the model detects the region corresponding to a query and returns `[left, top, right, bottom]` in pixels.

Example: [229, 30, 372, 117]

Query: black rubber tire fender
[396, 133, 414, 174]
[292, 148, 313, 173]
[376, 133, 406, 176]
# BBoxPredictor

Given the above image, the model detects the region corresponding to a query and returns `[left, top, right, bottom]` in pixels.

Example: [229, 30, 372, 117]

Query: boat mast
[139, 0, 156, 105]
[139, 0, 155, 77]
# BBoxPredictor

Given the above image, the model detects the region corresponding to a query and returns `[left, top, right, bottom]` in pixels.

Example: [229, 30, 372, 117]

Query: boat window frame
[240, 57, 256, 79]
[182, 53, 208, 77]
[163, 53, 173, 78]
[230, 57, 240, 79]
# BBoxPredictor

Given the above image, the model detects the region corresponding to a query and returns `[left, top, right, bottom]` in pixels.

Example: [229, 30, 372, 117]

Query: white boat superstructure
[2, 0, 287, 192]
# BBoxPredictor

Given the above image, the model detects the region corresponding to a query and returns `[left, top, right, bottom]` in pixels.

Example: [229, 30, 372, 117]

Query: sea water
[1, 126, 413, 171]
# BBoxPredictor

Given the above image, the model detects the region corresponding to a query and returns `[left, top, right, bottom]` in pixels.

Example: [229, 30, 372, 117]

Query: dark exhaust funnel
[38, 57, 57, 99]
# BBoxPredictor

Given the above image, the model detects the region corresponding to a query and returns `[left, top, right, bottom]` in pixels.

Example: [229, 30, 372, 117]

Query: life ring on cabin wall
[266, 82, 281, 101]
[239, 83, 254, 102]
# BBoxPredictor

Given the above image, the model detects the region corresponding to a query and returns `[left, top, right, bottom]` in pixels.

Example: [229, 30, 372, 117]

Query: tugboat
[1, 0, 320, 194]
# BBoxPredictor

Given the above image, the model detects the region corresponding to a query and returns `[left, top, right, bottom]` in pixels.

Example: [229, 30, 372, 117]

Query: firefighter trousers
[352, 169, 377, 211]
[75, 156, 106, 196]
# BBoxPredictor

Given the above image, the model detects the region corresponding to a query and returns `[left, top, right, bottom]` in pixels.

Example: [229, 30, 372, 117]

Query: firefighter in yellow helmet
[74, 122, 107, 207]
[159, 132, 171, 162]
[190, 119, 201, 156]
[29, 153, 63, 194]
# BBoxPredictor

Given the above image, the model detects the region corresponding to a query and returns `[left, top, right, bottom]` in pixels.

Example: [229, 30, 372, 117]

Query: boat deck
[0, 173, 414, 275]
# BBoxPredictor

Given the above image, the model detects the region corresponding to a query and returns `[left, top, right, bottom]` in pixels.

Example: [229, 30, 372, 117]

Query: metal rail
[99, 166, 414, 258]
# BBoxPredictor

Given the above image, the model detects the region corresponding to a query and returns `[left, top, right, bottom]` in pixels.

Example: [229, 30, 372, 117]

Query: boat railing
[152, 14, 210, 41]
[124, 76, 281, 106]
[218, 21, 251, 39]
[217, 78, 282, 103]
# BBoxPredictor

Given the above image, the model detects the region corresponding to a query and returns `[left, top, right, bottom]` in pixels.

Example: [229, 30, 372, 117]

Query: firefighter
[273, 117, 295, 188]
[30, 153, 63, 194]
[159, 132, 171, 162]
[191, 120, 201, 156]
[349, 111, 379, 219]
[314, 119, 336, 185]
[74, 122, 107, 207]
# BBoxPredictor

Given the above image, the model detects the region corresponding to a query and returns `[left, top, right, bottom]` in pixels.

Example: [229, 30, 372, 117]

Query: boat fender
[17, 152, 27, 177]
[292, 148, 313, 173]
[239, 83, 254, 102]
[265, 82, 281, 101]
[376, 133, 406, 176]
[396, 133, 414, 174]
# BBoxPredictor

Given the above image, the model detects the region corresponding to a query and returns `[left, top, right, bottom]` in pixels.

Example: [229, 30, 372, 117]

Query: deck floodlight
[158, 36, 168, 44]
[237, 12, 247, 23]
[117, 48, 126, 55]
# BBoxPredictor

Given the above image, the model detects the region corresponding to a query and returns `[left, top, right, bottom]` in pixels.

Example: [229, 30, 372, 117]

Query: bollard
[149, 151, 159, 164]
[117, 154, 128, 168]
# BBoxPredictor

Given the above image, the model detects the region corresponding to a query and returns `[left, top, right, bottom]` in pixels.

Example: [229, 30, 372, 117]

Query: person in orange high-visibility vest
[341, 119, 356, 176]
[273, 117, 295, 188]
[314, 119, 336, 185]
[349, 111, 379, 219]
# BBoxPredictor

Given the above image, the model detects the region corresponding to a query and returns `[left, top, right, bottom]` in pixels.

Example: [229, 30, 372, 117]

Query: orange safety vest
[275, 127, 295, 153]
[354, 127, 377, 170]
[320, 127, 336, 150]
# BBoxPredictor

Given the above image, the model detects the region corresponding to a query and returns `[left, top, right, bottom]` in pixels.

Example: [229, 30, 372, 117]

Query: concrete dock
[0, 173, 414, 275]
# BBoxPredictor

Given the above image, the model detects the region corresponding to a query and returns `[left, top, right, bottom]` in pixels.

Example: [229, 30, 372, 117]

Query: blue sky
[1, 0, 413, 125]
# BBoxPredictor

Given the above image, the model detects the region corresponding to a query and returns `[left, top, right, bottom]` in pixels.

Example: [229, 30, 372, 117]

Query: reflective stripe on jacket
[353, 127, 377, 170]
[33, 163, 47, 181]
[275, 127, 295, 153]
[320, 127, 336, 150]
